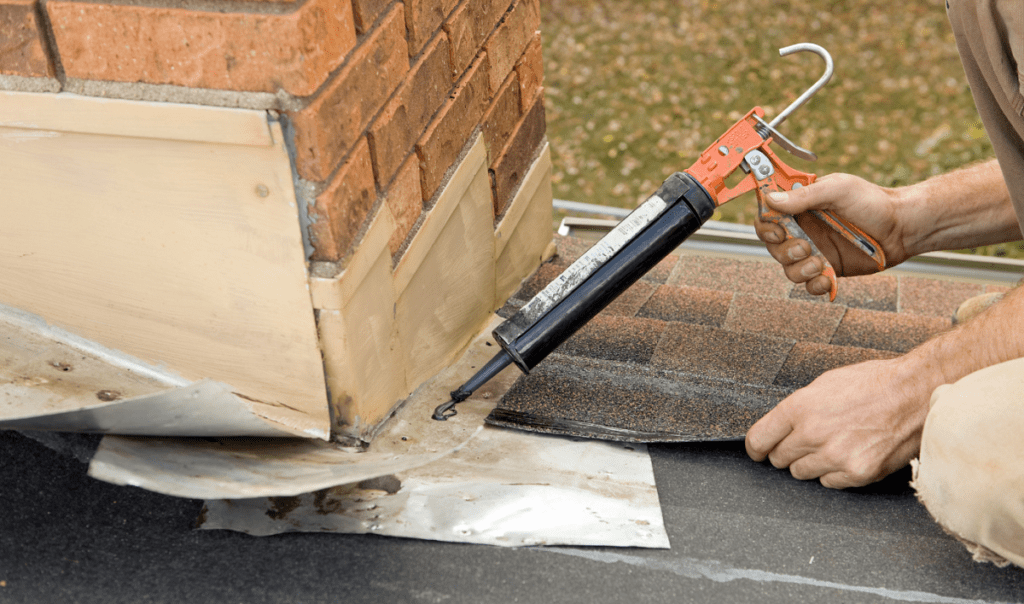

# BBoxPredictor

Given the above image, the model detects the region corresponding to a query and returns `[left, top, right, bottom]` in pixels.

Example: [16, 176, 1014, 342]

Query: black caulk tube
[432, 172, 715, 420]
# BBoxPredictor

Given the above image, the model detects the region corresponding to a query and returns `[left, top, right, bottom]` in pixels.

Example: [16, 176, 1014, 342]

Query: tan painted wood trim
[0, 91, 274, 146]
[494, 143, 551, 258]
[393, 134, 487, 297]
[0, 109, 328, 439]
[309, 203, 397, 311]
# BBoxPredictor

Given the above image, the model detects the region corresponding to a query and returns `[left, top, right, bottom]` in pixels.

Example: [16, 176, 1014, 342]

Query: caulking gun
[433, 43, 885, 420]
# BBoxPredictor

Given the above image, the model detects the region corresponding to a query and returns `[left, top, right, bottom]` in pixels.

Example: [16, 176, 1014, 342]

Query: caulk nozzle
[432, 390, 469, 421]
[432, 402, 455, 421]
[430, 348, 515, 421]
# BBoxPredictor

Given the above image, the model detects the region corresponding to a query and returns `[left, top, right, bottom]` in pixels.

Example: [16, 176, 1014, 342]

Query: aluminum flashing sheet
[85, 337, 495, 499]
[200, 399, 668, 548]
[86, 314, 669, 554]
[0, 304, 309, 438]
[190, 319, 668, 548]
[82, 317, 512, 499]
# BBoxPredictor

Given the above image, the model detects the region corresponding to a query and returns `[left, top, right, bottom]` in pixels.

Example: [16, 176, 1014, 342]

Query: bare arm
[897, 158, 1020, 256]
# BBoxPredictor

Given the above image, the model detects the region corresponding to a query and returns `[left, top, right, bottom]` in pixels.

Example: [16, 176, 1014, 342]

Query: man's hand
[745, 356, 932, 488]
[754, 173, 910, 297]
[754, 161, 1019, 298]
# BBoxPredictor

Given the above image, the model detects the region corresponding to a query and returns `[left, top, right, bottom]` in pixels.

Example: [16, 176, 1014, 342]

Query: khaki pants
[913, 358, 1024, 568]
[918, 0, 1024, 568]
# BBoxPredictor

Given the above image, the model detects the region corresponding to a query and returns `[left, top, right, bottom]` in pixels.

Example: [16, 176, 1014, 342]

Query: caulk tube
[433, 172, 714, 420]
[492, 174, 692, 357]
[498, 172, 714, 370]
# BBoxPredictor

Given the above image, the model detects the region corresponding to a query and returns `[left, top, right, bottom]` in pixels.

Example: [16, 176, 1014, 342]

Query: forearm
[897, 284, 1024, 396]
[896, 159, 1022, 256]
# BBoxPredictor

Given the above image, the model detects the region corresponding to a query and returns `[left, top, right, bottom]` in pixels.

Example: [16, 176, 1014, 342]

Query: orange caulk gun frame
[685, 44, 886, 301]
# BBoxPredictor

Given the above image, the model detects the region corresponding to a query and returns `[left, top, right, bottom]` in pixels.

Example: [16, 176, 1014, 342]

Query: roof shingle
[486, 236, 968, 442]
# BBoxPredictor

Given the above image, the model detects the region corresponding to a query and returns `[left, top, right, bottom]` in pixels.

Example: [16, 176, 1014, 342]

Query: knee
[914, 361, 1024, 568]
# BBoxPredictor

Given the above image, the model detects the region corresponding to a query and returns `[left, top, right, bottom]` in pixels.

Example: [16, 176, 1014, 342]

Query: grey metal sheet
[200, 402, 668, 548]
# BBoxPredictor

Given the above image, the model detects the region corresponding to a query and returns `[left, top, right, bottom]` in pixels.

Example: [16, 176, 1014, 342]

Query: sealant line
[542, 548, 1019, 604]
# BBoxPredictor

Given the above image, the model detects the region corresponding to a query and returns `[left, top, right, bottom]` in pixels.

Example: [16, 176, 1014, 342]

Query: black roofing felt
[486, 236, 986, 442]
[6, 425, 1024, 603]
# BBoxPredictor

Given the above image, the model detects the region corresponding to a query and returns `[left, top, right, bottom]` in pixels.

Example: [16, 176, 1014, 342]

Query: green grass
[540, 0, 1023, 258]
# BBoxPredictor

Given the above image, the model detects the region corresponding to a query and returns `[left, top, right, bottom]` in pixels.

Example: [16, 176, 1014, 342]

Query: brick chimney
[0, 0, 554, 442]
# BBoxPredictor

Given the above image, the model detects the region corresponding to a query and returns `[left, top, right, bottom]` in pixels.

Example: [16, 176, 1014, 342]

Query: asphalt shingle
[487, 235, 985, 442]
[636, 284, 732, 326]
[898, 275, 984, 318]
[790, 272, 899, 312]
[667, 254, 794, 298]
[831, 307, 950, 353]
[724, 293, 846, 343]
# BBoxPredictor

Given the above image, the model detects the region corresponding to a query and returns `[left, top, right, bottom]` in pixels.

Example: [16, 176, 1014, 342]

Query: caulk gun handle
[755, 185, 886, 302]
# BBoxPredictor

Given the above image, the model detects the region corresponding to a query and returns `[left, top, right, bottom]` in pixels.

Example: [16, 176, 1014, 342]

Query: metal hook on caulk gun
[770, 43, 834, 129]
[751, 43, 834, 162]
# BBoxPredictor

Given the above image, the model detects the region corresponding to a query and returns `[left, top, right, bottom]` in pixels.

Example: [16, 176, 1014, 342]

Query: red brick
[47, 0, 355, 96]
[444, 0, 509, 76]
[417, 54, 489, 201]
[482, 0, 539, 96]
[442, 2, 474, 76]
[490, 88, 545, 217]
[404, 0, 453, 57]
[481, 69, 521, 163]
[0, 0, 53, 77]
[515, 32, 543, 113]
[384, 156, 423, 256]
[290, 4, 407, 182]
[350, 0, 390, 33]
[308, 138, 377, 262]
[473, 0, 513, 43]
[368, 34, 453, 187]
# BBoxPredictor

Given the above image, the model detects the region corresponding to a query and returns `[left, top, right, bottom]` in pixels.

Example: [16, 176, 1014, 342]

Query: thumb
[764, 187, 816, 215]
[764, 177, 844, 214]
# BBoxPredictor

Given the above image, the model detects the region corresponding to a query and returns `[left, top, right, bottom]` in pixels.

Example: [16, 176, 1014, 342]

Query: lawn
[539, 0, 1020, 257]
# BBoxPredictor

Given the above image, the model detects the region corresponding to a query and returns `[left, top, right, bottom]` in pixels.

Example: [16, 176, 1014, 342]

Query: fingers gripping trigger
[758, 196, 839, 301]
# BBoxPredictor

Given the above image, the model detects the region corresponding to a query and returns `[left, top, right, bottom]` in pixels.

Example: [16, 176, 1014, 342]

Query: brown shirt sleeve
[948, 0, 1024, 229]
[994, 0, 1024, 98]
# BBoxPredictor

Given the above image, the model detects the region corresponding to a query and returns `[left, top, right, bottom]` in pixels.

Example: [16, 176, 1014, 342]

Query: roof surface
[488, 235, 1005, 441]
[3, 236, 1022, 603]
